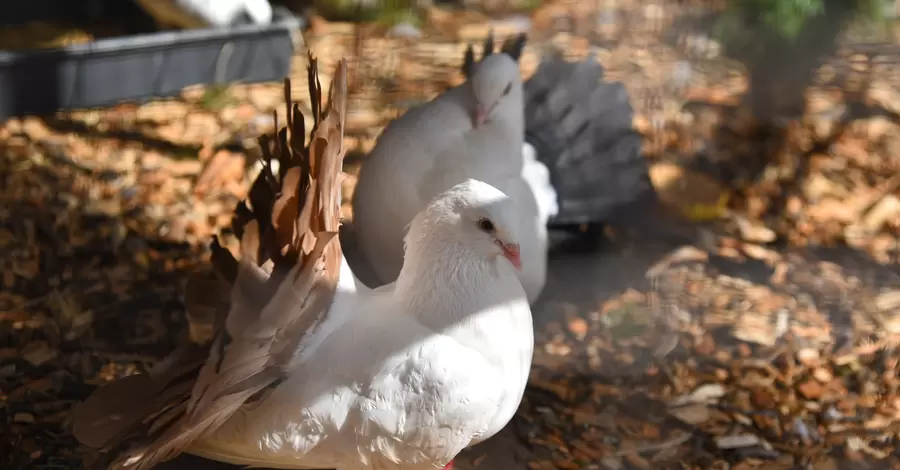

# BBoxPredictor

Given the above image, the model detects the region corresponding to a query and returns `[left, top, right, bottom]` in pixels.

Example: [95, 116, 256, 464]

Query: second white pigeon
[352, 46, 549, 302]
[350, 34, 650, 304]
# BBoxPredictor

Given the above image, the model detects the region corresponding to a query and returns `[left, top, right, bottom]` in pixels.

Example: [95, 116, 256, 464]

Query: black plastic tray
[0, 7, 302, 119]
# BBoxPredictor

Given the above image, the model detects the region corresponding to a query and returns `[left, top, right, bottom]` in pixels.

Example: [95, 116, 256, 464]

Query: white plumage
[521, 142, 560, 226]
[352, 53, 553, 303]
[185, 179, 534, 469]
[349, 36, 653, 305]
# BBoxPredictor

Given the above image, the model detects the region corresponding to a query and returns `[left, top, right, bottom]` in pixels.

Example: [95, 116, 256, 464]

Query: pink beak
[474, 104, 488, 127]
[501, 243, 521, 270]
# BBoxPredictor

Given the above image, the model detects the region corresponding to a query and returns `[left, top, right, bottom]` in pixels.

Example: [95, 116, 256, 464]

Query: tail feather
[524, 54, 653, 225]
[70, 55, 349, 470]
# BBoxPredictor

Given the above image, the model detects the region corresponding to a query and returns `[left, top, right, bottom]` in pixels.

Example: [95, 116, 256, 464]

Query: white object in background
[135, 0, 273, 29]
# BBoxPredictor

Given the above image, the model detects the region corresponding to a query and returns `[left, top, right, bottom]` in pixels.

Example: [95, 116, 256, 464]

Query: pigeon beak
[501, 243, 521, 270]
[474, 104, 488, 127]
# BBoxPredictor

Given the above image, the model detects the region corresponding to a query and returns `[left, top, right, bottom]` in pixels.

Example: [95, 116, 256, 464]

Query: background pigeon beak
[502, 243, 521, 270]
[474, 104, 488, 127]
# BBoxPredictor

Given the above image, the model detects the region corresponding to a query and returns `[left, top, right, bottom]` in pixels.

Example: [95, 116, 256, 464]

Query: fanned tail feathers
[523, 52, 652, 225]
[70, 55, 349, 470]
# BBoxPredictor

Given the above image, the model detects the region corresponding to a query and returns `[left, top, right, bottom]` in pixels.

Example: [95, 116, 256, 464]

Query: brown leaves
[193, 149, 245, 198]
[524, 238, 900, 469]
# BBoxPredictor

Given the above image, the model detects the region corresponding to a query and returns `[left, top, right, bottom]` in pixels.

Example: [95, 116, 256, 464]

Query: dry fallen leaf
[875, 290, 900, 313]
[645, 245, 708, 278]
[734, 215, 777, 243]
[649, 162, 730, 221]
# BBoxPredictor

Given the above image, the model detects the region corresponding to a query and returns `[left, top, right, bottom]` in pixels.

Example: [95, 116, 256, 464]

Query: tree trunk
[738, 0, 857, 124]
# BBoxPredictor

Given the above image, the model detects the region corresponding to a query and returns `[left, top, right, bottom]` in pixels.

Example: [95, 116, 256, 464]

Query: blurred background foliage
[307, 0, 892, 31]
[304, 0, 898, 123]
[713, 0, 888, 44]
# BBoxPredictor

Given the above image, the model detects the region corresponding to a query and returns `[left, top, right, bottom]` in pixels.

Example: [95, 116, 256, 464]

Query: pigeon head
[469, 53, 523, 129]
[409, 179, 521, 271]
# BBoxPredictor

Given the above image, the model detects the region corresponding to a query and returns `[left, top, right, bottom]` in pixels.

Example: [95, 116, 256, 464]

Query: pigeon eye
[477, 218, 495, 233]
[502, 82, 512, 96]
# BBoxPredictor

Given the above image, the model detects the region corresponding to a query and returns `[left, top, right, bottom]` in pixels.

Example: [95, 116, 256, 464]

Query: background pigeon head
[469, 53, 523, 127]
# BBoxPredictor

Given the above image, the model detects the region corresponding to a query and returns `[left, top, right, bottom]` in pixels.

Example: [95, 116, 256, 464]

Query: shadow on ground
[0, 132, 202, 469]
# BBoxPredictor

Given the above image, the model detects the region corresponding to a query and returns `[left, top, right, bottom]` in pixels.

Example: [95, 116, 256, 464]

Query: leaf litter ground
[2, 3, 900, 469]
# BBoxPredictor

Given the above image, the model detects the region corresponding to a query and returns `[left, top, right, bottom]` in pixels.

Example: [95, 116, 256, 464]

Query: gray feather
[523, 53, 653, 225]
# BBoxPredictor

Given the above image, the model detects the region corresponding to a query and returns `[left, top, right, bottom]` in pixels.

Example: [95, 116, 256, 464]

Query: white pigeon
[134, 0, 273, 30]
[70, 59, 533, 470]
[190, 178, 531, 470]
[349, 34, 650, 303]
[352, 49, 549, 303]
